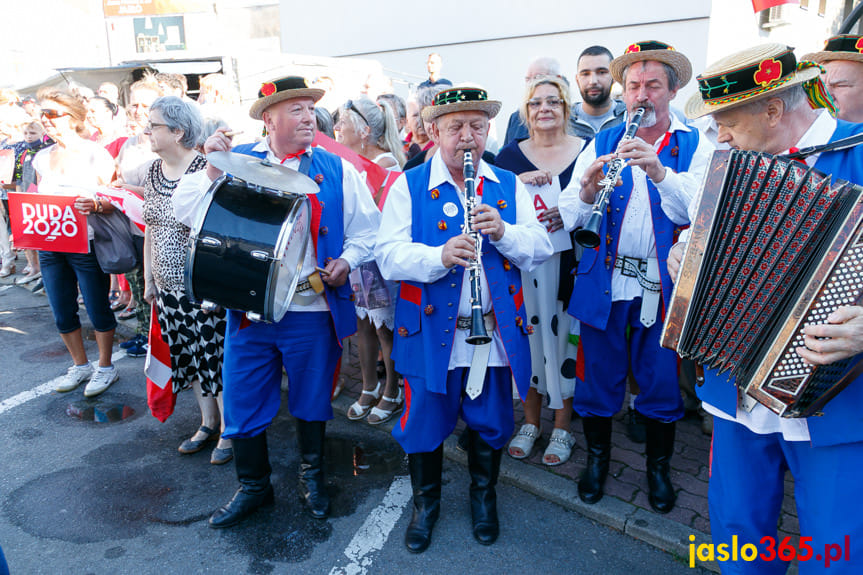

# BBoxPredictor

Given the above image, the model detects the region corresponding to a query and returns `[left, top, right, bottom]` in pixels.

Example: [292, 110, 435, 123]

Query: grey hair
[622, 62, 680, 91]
[733, 84, 808, 115]
[342, 97, 406, 167]
[150, 96, 202, 149]
[377, 93, 406, 121]
[527, 56, 562, 78]
[416, 84, 449, 110]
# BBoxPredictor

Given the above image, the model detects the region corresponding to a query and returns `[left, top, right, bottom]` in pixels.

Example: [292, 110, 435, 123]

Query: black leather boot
[645, 418, 676, 514]
[578, 416, 612, 504]
[209, 432, 274, 528]
[404, 446, 443, 553]
[296, 419, 330, 519]
[468, 429, 502, 545]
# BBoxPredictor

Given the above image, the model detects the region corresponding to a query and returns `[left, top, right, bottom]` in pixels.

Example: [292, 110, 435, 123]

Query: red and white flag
[752, 0, 798, 12]
[145, 301, 176, 422]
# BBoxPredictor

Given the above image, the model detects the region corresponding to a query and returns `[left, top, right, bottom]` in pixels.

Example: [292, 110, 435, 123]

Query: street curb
[332, 393, 719, 572]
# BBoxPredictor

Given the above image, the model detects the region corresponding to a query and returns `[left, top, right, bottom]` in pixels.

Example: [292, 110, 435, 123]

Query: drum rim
[266, 195, 311, 323]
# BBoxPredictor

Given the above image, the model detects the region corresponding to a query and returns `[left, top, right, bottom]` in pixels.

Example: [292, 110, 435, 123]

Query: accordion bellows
[662, 149, 863, 418]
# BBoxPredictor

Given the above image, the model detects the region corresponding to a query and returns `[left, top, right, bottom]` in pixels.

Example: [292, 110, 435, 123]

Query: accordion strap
[784, 133, 863, 160]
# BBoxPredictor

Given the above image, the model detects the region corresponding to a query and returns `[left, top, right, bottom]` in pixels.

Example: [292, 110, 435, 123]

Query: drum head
[269, 196, 311, 322]
[207, 151, 319, 196]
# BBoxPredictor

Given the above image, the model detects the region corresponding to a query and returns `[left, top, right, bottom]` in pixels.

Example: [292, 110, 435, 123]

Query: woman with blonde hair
[335, 97, 404, 425]
[495, 75, 585, 465]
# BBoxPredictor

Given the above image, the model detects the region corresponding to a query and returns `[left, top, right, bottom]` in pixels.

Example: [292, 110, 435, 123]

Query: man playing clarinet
[668, 43, 863, 575]
[558, 41, 714, 513]
[375, 86, 552, 553]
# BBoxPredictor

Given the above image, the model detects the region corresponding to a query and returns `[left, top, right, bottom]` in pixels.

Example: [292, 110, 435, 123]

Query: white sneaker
[84, 366, 119, 397]
[56, 364, 94, 393]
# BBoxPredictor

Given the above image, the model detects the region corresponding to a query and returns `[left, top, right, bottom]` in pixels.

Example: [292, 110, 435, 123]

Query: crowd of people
[1, 37, 863, 574]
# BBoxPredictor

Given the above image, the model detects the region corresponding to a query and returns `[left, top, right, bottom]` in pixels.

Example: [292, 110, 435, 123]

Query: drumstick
[224, 130, 243, 138]
[315, 266, 330, 276]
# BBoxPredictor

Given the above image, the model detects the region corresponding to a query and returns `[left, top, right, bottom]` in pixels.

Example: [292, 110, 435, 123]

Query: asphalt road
[0, 283, 708, 575]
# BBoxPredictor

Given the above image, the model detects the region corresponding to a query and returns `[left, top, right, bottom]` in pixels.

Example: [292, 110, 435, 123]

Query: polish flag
[99, 187, 146, 232]
[145, 301, 176, 422]
[752, 0, 798, 12]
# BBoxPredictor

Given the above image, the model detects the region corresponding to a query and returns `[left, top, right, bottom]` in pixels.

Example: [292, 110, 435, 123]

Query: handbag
[89, 209, 139, 274]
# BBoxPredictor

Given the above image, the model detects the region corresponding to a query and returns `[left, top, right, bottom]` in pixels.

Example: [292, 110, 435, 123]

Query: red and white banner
[100, 186, 146, 232]
[7, 191, 88, 253]
[312, 132, 400, 208]
[752, 0, 798, 12]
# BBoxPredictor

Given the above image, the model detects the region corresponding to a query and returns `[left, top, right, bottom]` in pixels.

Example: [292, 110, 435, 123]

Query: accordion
[662, 149, 863, 418]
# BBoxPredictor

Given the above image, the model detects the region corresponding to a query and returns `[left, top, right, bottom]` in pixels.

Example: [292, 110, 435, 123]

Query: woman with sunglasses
[335, 97, 405, 425]
[495, 76, 585, 466]
[32, 88, 120, 397]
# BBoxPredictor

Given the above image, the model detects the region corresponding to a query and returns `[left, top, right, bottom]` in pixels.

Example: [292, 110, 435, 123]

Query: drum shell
[187, 177, 309, 322]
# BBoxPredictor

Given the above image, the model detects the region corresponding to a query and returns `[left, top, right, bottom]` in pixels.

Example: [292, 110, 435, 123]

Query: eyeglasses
[345, 99, 369, 127]
[145, 122, 170, 132]
[527, 97, 564, 110]
[40, 109, 70, 120]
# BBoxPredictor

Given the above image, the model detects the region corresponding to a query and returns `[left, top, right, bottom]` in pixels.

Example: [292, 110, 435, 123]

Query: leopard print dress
[143, 155, 226, 395]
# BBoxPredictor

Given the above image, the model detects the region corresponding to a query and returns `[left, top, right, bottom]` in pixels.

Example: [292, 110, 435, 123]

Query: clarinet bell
[466, 307, 491, 345]
[574, 212, 603, 249]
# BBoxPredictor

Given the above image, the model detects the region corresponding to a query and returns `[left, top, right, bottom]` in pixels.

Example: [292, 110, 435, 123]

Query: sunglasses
[345, 100, 369, 127]
[40, 109, 70, 120]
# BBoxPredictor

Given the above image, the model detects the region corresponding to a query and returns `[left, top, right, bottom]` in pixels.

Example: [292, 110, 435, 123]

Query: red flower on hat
[260, 82, 277, 97]
[856, 37, 863, 53]
[626, 44, 641, 54]
[753, 58, 782, 88]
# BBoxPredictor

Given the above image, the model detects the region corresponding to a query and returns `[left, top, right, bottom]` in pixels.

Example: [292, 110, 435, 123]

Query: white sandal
[367, 387, 404, 425]
[542, 428, 575, 466]
[508, 423, 541, 459]
[347, 380, 382, 420]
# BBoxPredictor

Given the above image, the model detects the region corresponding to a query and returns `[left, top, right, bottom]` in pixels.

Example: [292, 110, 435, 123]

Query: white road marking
[329, 474, 412, 575]
[0, 350, 128, 416]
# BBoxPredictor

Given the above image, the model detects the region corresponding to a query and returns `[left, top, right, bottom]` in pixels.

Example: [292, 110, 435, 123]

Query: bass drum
[186, 175, 310, 323]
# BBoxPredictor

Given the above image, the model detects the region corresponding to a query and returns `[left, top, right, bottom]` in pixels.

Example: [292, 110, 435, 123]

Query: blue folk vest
[391, 160, 532, 398]
[230, 143, 356, 341]
[568, 123, 700, 330]
[697, 120, 863, 447]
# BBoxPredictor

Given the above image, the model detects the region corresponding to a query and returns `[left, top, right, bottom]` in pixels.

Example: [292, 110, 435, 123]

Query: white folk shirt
[375, 151, 553, 369]
[173, 138, 380, 312]
[699, 109, 837, 442]
[559, 113, 714, 301]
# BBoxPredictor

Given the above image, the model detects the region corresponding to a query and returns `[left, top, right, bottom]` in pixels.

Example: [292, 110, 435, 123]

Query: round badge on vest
[443, 202, 459, 218]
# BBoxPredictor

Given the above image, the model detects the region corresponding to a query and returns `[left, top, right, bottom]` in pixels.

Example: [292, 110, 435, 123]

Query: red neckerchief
[656, 131, 672, 155]
[787, 147, 808, 165]
[280, 150, 306, 163]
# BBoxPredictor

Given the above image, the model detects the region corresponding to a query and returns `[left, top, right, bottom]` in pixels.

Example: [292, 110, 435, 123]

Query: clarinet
[462, 150, 491, 345]
[574, 107, 646, 249]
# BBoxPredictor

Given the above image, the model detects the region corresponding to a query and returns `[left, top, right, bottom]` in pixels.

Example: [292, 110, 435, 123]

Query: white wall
[281, 0, 713, 139]
[705, 0, 848, 65]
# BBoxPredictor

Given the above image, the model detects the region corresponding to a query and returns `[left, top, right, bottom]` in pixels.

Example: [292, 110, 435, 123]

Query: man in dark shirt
[418, 53, 452, 89]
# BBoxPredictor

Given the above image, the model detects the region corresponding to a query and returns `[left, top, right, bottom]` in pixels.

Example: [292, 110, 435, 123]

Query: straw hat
[421, 86, 501, 122]
[610, 41, 693, 87]
[803, 34, 863, 64]
[685, 44, 823, 119]
[248, 76, 324, 120]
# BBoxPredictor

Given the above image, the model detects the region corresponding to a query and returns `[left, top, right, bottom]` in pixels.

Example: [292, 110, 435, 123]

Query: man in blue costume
[668, 44, 863, 575]
[559, 41, 713, 513]
[376, 86, 552, 553]
[175, 76, 379, 528]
